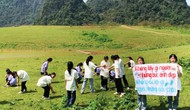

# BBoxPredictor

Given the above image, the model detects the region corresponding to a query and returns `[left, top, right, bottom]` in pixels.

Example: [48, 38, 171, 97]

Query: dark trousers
[42, 85, 50, 98]
[21, 81, 27, 92]
[101, 76, 108, 89]
[168, 90, 180, 109]
[41, 72, 48, 75]
[115, 78, 124, 93]
[122, 75, 129, 88]
[67, 91, 76, 107]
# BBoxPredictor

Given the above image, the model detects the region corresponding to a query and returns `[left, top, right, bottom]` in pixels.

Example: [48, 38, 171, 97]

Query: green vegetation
[35, 0, 99, 25]
[0, 0, 44, 27]
[0, 26, 190, 110]
[0, 0, 190, 26]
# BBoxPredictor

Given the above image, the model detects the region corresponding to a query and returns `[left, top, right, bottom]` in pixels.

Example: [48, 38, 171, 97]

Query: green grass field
[0, 25, 190, 110]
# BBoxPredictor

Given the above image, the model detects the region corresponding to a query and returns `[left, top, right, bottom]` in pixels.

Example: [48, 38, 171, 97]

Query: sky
[187, 0, 190, 6]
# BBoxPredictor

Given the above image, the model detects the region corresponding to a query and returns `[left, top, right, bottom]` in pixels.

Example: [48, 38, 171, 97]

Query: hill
[35, 0, 99, 25]
[0, 0, 44, 27]
[0, 0, 190, 26]
[87, 0, 190, 25]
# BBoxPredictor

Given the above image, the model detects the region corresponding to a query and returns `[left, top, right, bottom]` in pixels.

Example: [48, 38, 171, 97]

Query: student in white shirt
[14, 70, 29, 94]
[81, 56, 99, 94]
[168, 54, 183, 110]
[37, 73, 56, 99]
[127, 57, 135, 69]
[100, 56, 110, 90]
[65, 61, 79, 107]
[135, 56, 147, 110]
[41, 58, 53, 75]
[111, 55, 125, 97]
[116, 55, 130, 90]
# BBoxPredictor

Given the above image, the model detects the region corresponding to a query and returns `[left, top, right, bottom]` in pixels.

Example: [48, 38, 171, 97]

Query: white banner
[133, 63, 178, 96]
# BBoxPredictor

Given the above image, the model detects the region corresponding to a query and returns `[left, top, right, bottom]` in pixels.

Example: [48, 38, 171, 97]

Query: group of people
[5, 69, 30, 94]
[63, 55, 135, 107]
[4, 54, 182, 110]
[63, 54, 183, 110]
[134, 54, 182, 110]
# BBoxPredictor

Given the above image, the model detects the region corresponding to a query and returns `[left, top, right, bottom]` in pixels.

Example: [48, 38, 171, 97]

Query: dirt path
[121, 25, 172, 36]
[77, 50, 91, 55]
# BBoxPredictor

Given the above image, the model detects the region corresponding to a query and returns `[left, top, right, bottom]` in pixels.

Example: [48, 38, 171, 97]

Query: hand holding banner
[133, 63, 178, 96]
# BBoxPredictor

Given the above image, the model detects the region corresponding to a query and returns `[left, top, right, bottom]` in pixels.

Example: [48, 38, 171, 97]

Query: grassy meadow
[0, 25, 190, 110]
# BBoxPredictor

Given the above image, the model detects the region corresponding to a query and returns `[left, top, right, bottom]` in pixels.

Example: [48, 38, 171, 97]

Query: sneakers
[43, 97, 50, 100]
[120, 93, 125, 97]
[114, 92, 119, 95]
[42, 96, 50, 100]
[18, 91, 23, 94]
[168, 108, 172, 110]
[101, 87, 106, 91]
[126, 87, 130, 90]
[173, 109, 176, 110]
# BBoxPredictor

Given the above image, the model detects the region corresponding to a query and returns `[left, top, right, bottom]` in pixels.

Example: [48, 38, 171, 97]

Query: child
[109, 70, 115, 82]
[81, 56, 99, 94]
[75, 62, 83, 83]
[41, 58, 53, 75]
[65, 61, 79, 107]
[37, 73, 56, 100]
[116, 55, 130, 90]
[6, 72, 17, 87]
[95, 67, 101, 76]
[13, 70, 29, 94]
[100, 56, 110, 90]
[135, 57, 147, 110]
[111, 55, 125, 97]
[127, 57, 135, 69]
[5, 68, 12, 83]
[168, 54, 182, 110]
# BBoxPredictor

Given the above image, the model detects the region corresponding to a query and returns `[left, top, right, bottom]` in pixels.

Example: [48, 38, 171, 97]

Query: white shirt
[41, 61, 48, 73]
[113, 60, 122, 78]
[130, 60, 136, 67]
[37, 76, 52, 87]
[177, 65, 183, 90]
[17, 70, 29, 82]
[83, 61, 97, 78]
[65, 69, 79, 91]
[119, 59, 125, 76]
[100, 60, 110, 78]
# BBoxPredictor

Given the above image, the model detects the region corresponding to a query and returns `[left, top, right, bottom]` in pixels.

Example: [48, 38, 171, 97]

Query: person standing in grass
[116, 55, 130, 90]
[81, 56, 98, 94]
[100, 56, 110, 90]
[65, 61, 79, 107]
[37, 73, 56, 100]
[135, 56, 147, 110]
[111, 55, 125, 97]
[168, 54, 183, 110]
[127, 57, 135, 69]
[41, 58, 53, 75]
[13, 70, 29, 94]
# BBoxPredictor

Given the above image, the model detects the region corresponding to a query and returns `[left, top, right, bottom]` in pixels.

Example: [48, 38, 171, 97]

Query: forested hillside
[87, 0, 190, 25]
[35, 0, 99, 25]
[0, 0, 44, 27]
[0, 0, 190, 26]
